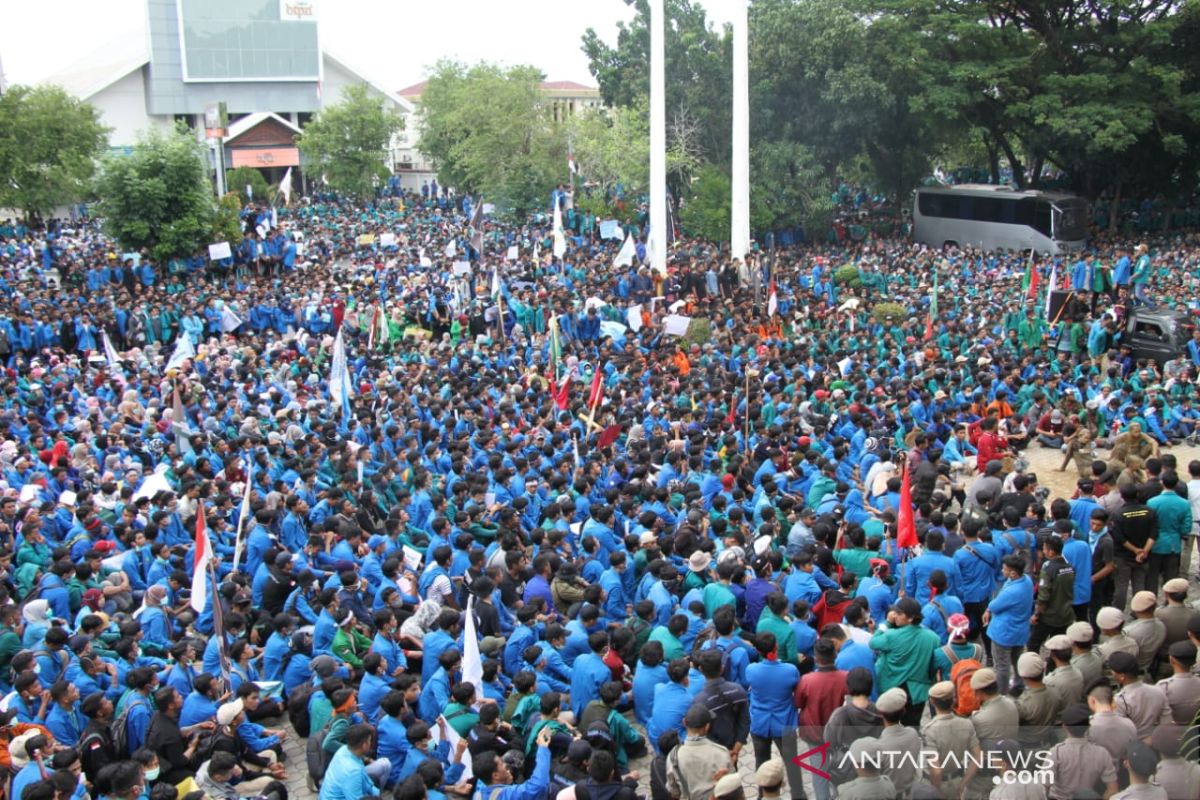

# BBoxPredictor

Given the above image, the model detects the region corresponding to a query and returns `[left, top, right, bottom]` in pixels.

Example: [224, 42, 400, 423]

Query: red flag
[725, 396, 737, 425]
[588, 367, 604, 410]
[896, 463, 918, 550]
[597, 424, 622, 449]
[1027, 265, 1040, 300]
[923, 313, 934, 342]
[548, 370, 570, 411]
[190, 504, 213, 613]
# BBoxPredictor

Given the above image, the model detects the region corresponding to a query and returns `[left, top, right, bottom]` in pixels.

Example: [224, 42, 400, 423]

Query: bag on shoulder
[111, 696, 146, 759]
[305, 717, 336, 787]
[287, 682, 314, 737]
[945, 646, 985, 717]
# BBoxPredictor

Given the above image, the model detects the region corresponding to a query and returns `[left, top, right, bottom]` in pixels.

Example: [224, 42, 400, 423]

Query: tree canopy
[93, 123, 238, 262]
[0, 85, 109, 219]
[296, 84, 404, 200]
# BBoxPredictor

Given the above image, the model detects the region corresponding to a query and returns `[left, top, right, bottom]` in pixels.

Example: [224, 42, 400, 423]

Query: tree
[93, 123, 224, 262]
[0, 85, 108, 219]
[417, 61, 564, 216]
[678, 165, 731, 243]
[296, 84, 403, 199]
[568, 103, 649, 198]
[224, 166, 270, 206]
[750, 140, 834, 237]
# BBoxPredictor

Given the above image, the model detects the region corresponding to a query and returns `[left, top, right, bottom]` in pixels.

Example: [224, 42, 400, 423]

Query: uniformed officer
[1015, 652, 1064, 749]
[873, 688, 922, 798]
[1031, 534, 1076, 653]
[1109, 651, 1171, 739]
[836, 737, 896, 800]
[1155, 578, 1196, 658]
[1067, 621, 1104, 688]
[1125, 591, 1166, 676]
[1155, 640, 1200, 724]
[920, 680, 988, 800]
[1043, 634, 1084, 708]
[1148, 723, 1200, 800]
[1111, 741, 1168, 800]
[1096, 606, 1139, 663]
[969, 667, 1019, 748]
[1085, 684, 1138, 769]
[1046, 704, 1118, 800]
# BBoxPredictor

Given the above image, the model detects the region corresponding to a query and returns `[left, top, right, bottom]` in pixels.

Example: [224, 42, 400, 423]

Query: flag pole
[207, 560, 232, 686]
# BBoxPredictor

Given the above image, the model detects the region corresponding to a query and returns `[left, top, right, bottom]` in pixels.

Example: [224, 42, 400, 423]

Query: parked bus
[912, 184, 1087, 254]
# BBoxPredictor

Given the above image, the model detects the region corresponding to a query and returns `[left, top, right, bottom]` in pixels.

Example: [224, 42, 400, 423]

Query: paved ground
[278, 439, 1200, 800]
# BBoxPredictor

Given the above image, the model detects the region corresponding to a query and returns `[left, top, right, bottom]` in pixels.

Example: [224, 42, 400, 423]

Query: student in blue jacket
[984, 554, 1035, 694]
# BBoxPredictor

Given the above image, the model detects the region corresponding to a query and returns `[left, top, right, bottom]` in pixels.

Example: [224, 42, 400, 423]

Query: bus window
[1034, 201, 1053, 238]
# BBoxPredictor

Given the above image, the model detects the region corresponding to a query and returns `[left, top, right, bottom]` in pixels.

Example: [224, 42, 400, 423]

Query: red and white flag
[768, 280, 778, 317]
[190, 504, 213, 613]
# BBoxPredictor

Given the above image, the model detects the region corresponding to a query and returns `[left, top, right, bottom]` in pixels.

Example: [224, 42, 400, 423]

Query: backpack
[305, 717, 336, 787]
[691, 628, 732, 680]
[1002, 531, 1033, 572]
[943, 644, 985, 716]
[287, 682, 314, 737]
[111, 696, 146, 759]
[189, 726, 232, 768]
[583, 719, 617, 756]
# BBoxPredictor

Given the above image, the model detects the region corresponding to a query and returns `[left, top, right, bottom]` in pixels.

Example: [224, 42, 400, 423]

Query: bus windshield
[1052, 200, 1087, 242]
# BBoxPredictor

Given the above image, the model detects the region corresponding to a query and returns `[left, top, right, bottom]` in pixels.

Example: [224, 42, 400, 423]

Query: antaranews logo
[793, 744, 1055, 787]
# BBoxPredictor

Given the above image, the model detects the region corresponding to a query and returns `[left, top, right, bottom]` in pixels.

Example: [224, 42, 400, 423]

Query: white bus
[912, 184, 1087, 254]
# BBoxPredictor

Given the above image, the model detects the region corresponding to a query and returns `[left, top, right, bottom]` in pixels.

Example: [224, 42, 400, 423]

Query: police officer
[1109, 651, 1171, 740]
[1155, 641, 1200, 724]
[1047, 704, 1118, 800]
[1085, 684, 1138, 771]
[1067, 621, 1104, 688]
[1031, 534, 1076, 653]
[1096, 607, 1139, 663]
[872, 688, 922, 798]
[969, 668, 1019, 748]
[1015, 652, 1063, 749]
[1125, 591, 1166, 676]
[920, 680, 988, 799]
[1044, 634, 1084, 708]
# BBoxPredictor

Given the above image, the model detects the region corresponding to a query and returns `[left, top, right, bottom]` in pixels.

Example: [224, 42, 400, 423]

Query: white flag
[444, 238, 457, 258]
[534, 240, 541, 264]
[462, 595, 484, 700]
[329, 328, 352, 410]
[231, 459, 253, 572]
[279, 167, 293, 205]
[614, 234, 636, 268]
[552, 200, 567, 258]
[220, 307, 243, 333]
[418, 248, 432, 268]
[102, 331, 122, 372]
[165, 335, 195, 372]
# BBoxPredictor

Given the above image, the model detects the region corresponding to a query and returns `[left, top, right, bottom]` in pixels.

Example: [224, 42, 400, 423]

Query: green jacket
[756, 608, 797, 666]
[869, 623, 940, 703]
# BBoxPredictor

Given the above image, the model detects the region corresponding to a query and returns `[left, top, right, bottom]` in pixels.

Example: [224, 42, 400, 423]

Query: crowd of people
[0, 186, 1197, 800]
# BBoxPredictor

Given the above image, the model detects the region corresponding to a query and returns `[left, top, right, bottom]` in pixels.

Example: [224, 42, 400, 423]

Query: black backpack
[287, 682, 314, 737]
[305, 717, 336, 787]
[584, 719, 616, 756]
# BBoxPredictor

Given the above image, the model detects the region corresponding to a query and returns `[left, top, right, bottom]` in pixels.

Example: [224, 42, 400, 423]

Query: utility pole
[731, 0, 750, 261]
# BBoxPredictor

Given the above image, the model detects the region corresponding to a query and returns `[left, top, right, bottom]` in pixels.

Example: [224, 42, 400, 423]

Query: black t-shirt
[474, 599, 502, 638]
[1110, 503, 1158, 558]
[499, 572, 525, 608]
[1091, 534, 1115, 589]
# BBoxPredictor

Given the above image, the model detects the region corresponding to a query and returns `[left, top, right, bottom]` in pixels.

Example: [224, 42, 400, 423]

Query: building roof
[397, 78, 597, 99]
[40, 39, 151, 101]
[324, 50, 415, 114]
[224, 112, 302, 144]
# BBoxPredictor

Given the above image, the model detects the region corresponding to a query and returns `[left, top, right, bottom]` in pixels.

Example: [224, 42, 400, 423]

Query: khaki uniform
[1097, 632, 1139, 663]
[1152, 757, 1200, 800]
[1124, 617, 1166, 674]
[665, 736, 730, 800]
[1086, 710, 1138, 766]
[988, 781, 1047, 800]
[1071, 649, 1104, 689]
[921, 713, 989, 799]
[1155, 672, 1200, 724]
[1154, 605, 1197, 655]
[1110, 784, 1169, 800]
[876, 724, 922, 798]
[1114, 681, 1172, 739]
[1016, 685, 1064, 748]
[1046, 737, 1116, 800]
[1044, 664, 1084, 708]
[972, 695, 1019, 746]
[836, 775, 896, 800]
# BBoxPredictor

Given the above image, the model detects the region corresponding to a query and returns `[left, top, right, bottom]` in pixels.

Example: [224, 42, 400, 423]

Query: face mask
[144, 767, 160, 781]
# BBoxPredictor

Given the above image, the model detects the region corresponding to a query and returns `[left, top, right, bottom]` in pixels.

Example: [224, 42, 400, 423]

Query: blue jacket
[319, 745, 380, 800]
[986, 575, 1034, 647]
[952, 542, 1001, 603]
[903, 552, 961, 605]
[646, 682, 692, 753]
[745, 659, 799, 737]
[631, 662, 668, 727]
[475, 746, 550, 800]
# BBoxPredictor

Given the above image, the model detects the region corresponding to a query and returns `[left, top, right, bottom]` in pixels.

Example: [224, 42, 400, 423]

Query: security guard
[969, 668, 1019, 747]
[1125, 591, 1166, 676]
[1085, 684, 1138, 769]
[1096, 607, 1139, 663]
[920, 681, 988, 799]
[1067, 621, 1104, 688]
[1109, 651, 1171, 740]
[1031, 534, 1076, 652]
[1155, 578, 1196, 656]
[872, 688, 922, 798]
[1044, 634, 1084, 708]
[1155, 640, 1200, 724]
[1047, 704, 1118, 800]
[1015, 652, 1064, 749]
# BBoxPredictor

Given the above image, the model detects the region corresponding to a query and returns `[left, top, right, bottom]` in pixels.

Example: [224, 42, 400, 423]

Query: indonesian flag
[767, 280, 778, 317]
[547, 370, 570, 411]
[725, 397, 736, 425]
[1027, 261, 1041, 300]
[190, 503, 213, 613]
[896, 463, 918, 550]
[368, 306, 389, 349]
[588, 366, 604, 410]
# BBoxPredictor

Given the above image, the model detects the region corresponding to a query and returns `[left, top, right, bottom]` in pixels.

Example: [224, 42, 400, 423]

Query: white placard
[663, 314, 692, 336]
[403, 545, 423, 572]
[626, 304, 643, 332]
[482, 203, 495, 214]
[379, 233, 396, 247]
[208, 242, 232, 260]
[452, 261, 472, 277]
[505, 245, 519, 260]
[599, 219, 621, 240]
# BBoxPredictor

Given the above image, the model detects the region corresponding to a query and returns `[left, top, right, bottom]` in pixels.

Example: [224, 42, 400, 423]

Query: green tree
[417, 61, 564, 216]
[224, 166, 270, 206]
[93, 123, 223, 262]
[678, 165, 731, 243]
[296, 84, 403, 199]
[750, 140, 834, 237]
[0, 85, 108, 219]
[568, 103, 650, 197]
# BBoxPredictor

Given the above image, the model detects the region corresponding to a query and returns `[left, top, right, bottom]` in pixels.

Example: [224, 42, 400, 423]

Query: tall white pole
[648, 0, 667, 276]
[730, 0, 750, 261]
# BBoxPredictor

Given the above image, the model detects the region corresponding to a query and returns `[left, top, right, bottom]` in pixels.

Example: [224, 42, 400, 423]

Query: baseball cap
[875, 687, 907, 714]
[969, 667, 997, 690]
[1045, 635, 1072, 652]
[1106, 651, 1139, 676]
[1061, 704, 1090, 727]
[1126, 742, 1159, 777]
[928, 681, 955, 703]
[755, 759, 784, 789]
[1163, 578, 1189, 594]
[1017, 652, 1045, 679]
[714, 775, 742, 799]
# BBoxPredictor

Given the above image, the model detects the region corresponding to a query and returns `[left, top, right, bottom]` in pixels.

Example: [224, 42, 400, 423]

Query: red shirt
[976, 431, 1007, 472]
[795, 667, 849, 741]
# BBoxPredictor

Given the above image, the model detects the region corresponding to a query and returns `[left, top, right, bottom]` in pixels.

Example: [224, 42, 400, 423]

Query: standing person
[920, 681, 986, 799]
[1067, 622, 1104, 689]
[744, 632, 803, 798]
[1146, 471, 1191, 593]
[794, 638, 847, 800]
[867, 597, 939, 727]
[1130, 243, 1154, 307]
[1031, 535, 1076, 653]
[692, 649, 749, 768]
[1126, 592, 1167, 675]
[1086, 509, 1116, 628]
[1110, 651, 1172, 740]
[1046, 705, 1118, 800]
[664, 705, 731, 800]
[1110, 482, 1158, 613]
[984, 556, 1034, 694]
[953, 518, 1000, 647]
[1043, 635, 1085, 708]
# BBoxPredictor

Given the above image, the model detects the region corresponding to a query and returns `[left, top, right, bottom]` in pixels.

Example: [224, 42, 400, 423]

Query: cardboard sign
[663, 314, 692, 336]
[506, 245, 519, 260]
[379, 233, 397, 247]
[356, 233, 375, 246]
[452, 261, 472, 277]
[599, 219, 622, 240]
[208, 242, 232, 260]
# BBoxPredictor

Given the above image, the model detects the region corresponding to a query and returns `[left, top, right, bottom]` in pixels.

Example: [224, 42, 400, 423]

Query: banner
[219, 307, 243, 332]
[626, 304, 643, 332]
[599, 219, 622, 240]
[452, 261, 472, 277]
[165, 335, 196, 371]
[506, 245, 519, 260]
[379, 233, 396, 247]
[663, 314, 692, 336]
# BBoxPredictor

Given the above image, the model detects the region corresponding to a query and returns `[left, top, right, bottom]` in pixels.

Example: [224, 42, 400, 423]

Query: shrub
[872, 302, 906, 324]
[682, 318, 712, 348]
[833, 264, 862, 288]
